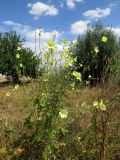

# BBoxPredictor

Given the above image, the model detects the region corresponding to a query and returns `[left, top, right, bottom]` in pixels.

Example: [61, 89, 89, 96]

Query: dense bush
[73, 23, 118, 85]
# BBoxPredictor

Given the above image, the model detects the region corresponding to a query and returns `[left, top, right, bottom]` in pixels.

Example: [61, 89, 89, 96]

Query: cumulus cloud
[66, 0, 84, 9]
[83, 8, 111, 19]
[27, 2, 58, 19]
[3, 20, 62, 53]
[70, 20, 90, 34]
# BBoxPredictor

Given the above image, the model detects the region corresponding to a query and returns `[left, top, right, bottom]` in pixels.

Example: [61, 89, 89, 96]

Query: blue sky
[0, 0, 120, 51]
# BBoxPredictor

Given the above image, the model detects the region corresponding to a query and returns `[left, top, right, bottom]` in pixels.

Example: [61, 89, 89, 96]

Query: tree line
[0, 23, 119, 85]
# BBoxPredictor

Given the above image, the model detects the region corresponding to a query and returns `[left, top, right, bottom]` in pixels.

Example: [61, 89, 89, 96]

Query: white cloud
[25, 29, 62, 52]
[3, 20, 62, 53]
[66, 0, 84, 9]
[83, 8, 111, 19]
[3, 21, 22, 27]
[70, 20, 90, 34]
[66, 0, 75, 9]
[107, 27, 120, 37]
[113, 28, 120, 37]
[27, 2, 58, 19]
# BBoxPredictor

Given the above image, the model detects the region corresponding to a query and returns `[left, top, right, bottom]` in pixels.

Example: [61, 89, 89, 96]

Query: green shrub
[73, 23, 118, 85]
[0, 31, 39, 83]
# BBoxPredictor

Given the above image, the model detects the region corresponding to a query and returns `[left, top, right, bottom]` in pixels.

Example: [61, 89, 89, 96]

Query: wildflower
[93, 101, 99, 108]
[20, 63, 23, 67]
[17, 46, 22, 51]
[16, 54, 20, 59]
[77, 136, 81, 141]
[72, 71, 82, 81]
[14, 84, 19, 90]
[88, 75, 92, 79]
[101, 36, 108, 43]
[6, 92, 11, 97]
[59, 109, 68, 119]
[62, 39, 68, 46]
[94, 46, 99, 53]
[47, 41, 56, 48]
[79, 63, 83, 67]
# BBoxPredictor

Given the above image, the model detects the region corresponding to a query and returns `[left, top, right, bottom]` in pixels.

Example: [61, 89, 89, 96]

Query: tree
[73, 23, 118, 85]
[20, 48, 40, 79]
[0, 31, 39, 83]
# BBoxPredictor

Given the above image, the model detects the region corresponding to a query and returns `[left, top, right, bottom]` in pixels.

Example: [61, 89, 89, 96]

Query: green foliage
[20, 48, 40, 79]
[0, 31, 39, 83]
[1, 31, 120, 160]
[73, 23, 118, 85]
[18, 39, 83, 159]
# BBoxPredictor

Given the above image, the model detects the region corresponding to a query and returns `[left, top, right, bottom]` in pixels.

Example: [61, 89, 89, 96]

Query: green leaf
[44, 52, 49, 60]
[34, 132, 43, 142]
[61, 49, 69, 58]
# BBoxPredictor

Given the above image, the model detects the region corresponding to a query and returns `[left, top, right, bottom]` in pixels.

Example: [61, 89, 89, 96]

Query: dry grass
[0, 82, 119, 159]
[0, 82, 37, 158]
[0, 84, 33, 122]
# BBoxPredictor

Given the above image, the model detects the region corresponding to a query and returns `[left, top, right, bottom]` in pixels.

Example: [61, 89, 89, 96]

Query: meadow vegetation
[0, 23, 120, 160]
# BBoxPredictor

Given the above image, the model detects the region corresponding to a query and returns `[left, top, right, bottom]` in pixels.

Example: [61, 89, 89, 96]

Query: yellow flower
[59, 109, 68, 119]
[101, 36, 108, 43]
[14, 84, 19, 90]
[72, 71, 82, 81]
[20, 63, 23, 67]
[17, 46, 22, 51]
[16, 54, 20, 59]
[6, 92, 11, 97]
[94, 46, 99, 53]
